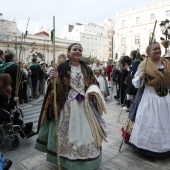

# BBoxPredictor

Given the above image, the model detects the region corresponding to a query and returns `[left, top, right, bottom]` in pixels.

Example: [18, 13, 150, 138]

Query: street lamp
[159, 19, 170, 54]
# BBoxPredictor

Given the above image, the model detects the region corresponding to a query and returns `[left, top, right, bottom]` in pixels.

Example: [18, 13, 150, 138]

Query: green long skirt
[35, 116, 102, 170]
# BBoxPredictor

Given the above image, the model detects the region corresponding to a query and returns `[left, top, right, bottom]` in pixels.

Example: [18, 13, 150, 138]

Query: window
[136, 17, 140, 24]
[121, 38, 126, 46]
[150, 14, 155, 21]
[166, 10, 170, 17]
[135, 36, 140, 44]
[122, 20, 126, 27]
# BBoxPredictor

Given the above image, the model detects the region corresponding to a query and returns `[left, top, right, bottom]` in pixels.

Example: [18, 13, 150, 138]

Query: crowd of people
[0, 41, 170, 169]
[0, 50, 50, 104]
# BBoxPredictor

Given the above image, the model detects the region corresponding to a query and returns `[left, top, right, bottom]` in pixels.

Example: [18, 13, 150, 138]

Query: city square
[1, 94, 170, 170]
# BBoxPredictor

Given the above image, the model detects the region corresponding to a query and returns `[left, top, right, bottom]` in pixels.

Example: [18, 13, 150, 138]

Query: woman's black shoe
[3, 159, 12, 170]
[19, 122, 33, 138]
[24, 122, 33, 134]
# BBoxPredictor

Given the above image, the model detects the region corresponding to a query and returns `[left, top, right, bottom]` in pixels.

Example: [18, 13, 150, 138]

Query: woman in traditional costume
[35, 43, 107, 170]
[92, 60, 109, 98]
[122, 42, 170, 158]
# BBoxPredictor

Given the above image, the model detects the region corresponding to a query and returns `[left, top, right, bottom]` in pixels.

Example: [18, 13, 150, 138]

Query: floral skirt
[35, 115, 101, 170]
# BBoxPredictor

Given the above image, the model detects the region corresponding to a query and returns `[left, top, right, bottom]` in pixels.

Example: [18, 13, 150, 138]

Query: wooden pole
[15, 18, 30, 98]
[21, 17, 30, 61]
[18, 33, 23, 62]
[15, 37, 18, 59]
[118, 20, 157, 152]
[144, 20, 157, 72]
[52, 16, 61, 170]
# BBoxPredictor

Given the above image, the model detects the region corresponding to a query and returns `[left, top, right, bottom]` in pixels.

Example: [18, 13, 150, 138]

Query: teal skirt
[35, 116, 102, 170]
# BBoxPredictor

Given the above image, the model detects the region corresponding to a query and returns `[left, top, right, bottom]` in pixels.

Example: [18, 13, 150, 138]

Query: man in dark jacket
[0, 52, 20, 99]
[30, 57, 40, 98]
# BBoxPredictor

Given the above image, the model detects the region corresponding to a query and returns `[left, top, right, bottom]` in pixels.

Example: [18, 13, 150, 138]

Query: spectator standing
[106, 62, 112, 88]
[123, 50, 142, 111]
[30, 57, 40, 98]
[0, 52, 20, 99]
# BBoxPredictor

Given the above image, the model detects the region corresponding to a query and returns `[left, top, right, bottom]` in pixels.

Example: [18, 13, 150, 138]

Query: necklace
[70, 61, 80, 67]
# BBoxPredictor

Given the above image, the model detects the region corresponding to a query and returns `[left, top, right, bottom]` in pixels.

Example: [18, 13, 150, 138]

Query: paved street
[1, 92, 170, 170]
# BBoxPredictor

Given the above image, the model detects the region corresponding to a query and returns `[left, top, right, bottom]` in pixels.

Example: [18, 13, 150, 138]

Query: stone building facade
[0, 19, 76, 65]
[103, 18, 115, 60]
[114, 0, 170, 59]
[61, 22, 110, 62]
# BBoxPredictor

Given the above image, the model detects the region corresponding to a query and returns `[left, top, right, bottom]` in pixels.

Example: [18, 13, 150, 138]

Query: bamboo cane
[118, 20, 157, 152]
[16, 70, 23, 96]
[52, 16, 61, 170]
[15, 32, 23, 97]
[21, 17, 30, 61]
[18, 33, 24, 62]
[15, 37, 18, 59]
[15, 60, 22, 97]
[144, 20, 157, 72]
[15, 18, 30, 98]
[117, 93, 127, 122]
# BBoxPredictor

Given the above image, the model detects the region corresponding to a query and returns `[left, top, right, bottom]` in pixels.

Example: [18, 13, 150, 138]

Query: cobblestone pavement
[2, 93, 170, 170]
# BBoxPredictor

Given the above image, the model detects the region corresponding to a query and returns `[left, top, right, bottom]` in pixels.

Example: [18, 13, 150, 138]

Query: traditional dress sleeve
[132, 68, 144, 88]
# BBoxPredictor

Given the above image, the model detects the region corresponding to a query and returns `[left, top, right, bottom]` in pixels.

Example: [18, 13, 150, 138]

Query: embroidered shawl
[37, 60, 98, 132]
[139, 57, 170, 85]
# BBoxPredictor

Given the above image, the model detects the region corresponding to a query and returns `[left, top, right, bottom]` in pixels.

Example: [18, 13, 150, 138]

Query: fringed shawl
[139, 57, 170, 85]
[85, 85, 107, 148]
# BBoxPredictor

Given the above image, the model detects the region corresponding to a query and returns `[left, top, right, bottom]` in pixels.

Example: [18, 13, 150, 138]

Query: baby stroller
[0, 107, 35, 150]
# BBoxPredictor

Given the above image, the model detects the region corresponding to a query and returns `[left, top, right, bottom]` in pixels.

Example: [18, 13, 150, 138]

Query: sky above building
[1, 0, 157, 36]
